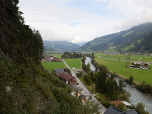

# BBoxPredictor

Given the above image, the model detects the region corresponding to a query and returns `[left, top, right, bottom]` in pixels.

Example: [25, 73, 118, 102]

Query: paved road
[63, 60, 107, 114]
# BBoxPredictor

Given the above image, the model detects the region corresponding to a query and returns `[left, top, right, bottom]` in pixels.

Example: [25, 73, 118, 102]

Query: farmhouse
[54, 68, 64, 74]
[132, 62, 149, 69]
[61, 73, 77, 85]
[71, 85, 83, 98]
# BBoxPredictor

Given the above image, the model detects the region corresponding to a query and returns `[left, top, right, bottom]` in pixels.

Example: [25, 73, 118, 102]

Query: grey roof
[104, 106, 138, 114]
[54, 68, 64, 73]
[104, 106, 122, 114]
[71, 85, 83, 91]
[79, 94, 86, 99]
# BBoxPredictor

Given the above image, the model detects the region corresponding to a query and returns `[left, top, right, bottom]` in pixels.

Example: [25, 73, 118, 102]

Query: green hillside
[77, 23, 152, 53]
[44, 41, 80, 52]
[0, 1, 98, 113]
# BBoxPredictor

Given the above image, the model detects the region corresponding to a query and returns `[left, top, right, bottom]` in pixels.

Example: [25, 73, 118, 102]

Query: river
[85, 57, 152, 113]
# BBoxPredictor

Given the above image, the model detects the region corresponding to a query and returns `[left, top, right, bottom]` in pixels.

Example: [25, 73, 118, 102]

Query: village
[53, 68, 88, 104]
[41, 55, 62, 62]
[53, 66, 138, 114]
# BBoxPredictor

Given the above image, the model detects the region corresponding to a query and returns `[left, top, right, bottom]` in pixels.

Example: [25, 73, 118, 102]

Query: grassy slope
[42, 62, 66, 71]
[64, 58, 82, 69]
[95, 53, 152, 85]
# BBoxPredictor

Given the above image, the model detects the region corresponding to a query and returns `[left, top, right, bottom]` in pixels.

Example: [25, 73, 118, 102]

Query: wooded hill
[77, 23, 152, 53]
[43, 41, 80, 52]
[0, 0, 99, 113]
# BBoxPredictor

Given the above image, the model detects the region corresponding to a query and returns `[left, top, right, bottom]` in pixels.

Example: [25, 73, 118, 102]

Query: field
[64, 58, 82, 69]
[42, 62, 66, 71]
[52, 53, 62, 58]
[94, 53, 152, 85]
[95, 53, 152, 63]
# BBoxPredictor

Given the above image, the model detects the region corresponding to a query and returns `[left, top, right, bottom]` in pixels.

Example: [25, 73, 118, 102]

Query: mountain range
[76, 23, 152, 53]
[43, 41, 80, 52]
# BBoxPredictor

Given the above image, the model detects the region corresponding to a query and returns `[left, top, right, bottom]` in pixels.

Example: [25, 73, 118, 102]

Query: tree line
[61, 52, 82, 58]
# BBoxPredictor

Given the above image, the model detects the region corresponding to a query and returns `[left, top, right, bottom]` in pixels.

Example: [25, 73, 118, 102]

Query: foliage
[101, 101, 116, 108]
[84, 75, 92, 86]
[66, 69, 71, 73]
[117, 103, 125, 111]
[136, 102, 149, 114]
[62, 52, 82, 58]
[118, 79, 126, 92]
[136, 81, 152, 95]
[128, 75, 134, 84]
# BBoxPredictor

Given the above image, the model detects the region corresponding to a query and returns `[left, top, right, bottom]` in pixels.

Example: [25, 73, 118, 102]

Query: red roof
[111, 100, 122, 107]
[61, 74, 76, 82]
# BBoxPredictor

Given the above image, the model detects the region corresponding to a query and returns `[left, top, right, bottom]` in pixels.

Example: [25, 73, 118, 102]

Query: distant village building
[61, 73, 76, 85]
[71, 85, 83, 98]
[41, 55, 62, 62]
[132, 62, 149, 69]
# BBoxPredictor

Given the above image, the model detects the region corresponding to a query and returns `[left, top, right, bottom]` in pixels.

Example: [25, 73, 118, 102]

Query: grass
[64, 58, 82, 69]
[52, 54, 62, 58]
[42, 62, 66, 71]
[95, 53, 152, 63]
[94, 56, 152, 85]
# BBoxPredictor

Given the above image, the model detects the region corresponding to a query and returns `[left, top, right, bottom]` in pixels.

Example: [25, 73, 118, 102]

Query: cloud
[18, 0, 152, 43]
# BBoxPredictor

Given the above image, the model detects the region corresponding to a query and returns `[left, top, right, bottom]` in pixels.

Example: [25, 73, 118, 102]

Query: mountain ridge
[43, 41, 80, 52]
[76, 22, 152, 52]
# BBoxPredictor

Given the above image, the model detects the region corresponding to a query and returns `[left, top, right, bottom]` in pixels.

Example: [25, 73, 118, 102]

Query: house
[104, 106, 138, 114]
[79, 94, 87, 105]
[62, 68, 68, 72]
[121, 101, 132, 109]
[111, 100, 132, 109]
[132, 62, 149, 69]
[54, 68, 64, 74]
[79, 94, 87, 101]
[71, 85, 83, 98]
[111, 100, 122, 107]
[61, 74, 77, 85]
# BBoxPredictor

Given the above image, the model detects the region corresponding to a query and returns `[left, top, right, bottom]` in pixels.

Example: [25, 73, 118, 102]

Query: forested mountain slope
[77, 23, 152, 52]
[0, 0, 96, 113]
[44, 41, 80, 52]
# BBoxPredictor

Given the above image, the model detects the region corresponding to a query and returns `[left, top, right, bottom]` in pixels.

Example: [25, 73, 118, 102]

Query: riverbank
[88, 56, 152, 113]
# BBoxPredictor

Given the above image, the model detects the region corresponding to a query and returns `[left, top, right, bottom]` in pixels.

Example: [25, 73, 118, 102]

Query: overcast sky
[18, 0, 152, 44]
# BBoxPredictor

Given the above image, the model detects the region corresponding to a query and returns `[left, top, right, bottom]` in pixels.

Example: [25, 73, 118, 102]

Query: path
[63, 60, 107, 114]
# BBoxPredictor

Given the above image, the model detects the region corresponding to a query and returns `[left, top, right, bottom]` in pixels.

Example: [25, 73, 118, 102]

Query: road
[63, 60, 107, 114]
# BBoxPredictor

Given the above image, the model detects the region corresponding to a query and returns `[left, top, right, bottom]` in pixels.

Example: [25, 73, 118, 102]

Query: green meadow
[94, 55, 152, 85]
[42, 62, 66, 71]
[64, 58, 82, 69]
[95, 53, 152, 63]
[52, 53, 62, 58]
